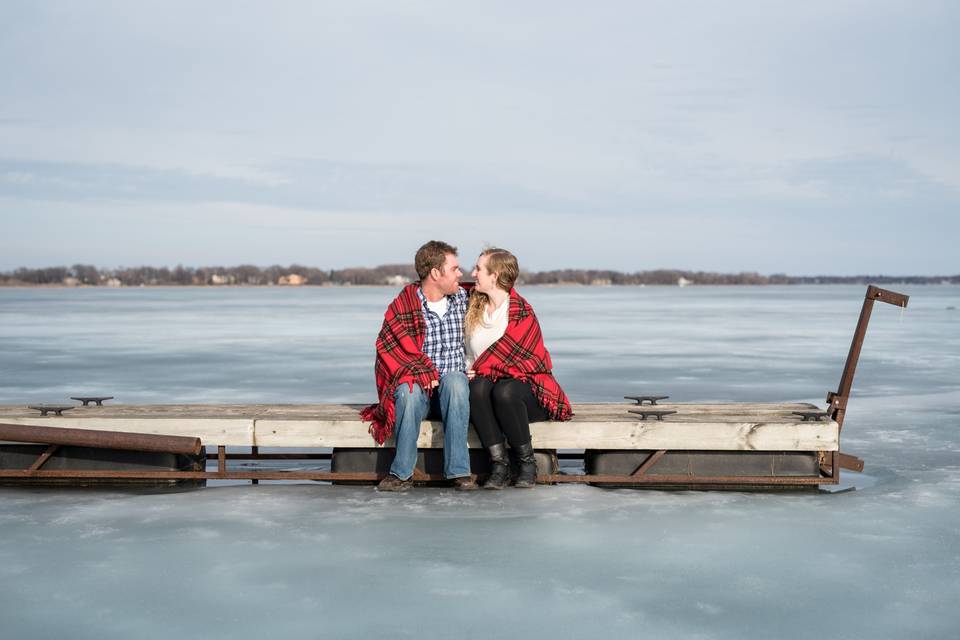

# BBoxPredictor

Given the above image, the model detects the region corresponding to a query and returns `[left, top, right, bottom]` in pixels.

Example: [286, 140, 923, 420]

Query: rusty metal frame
[0, 445, 838, 486]
[0, 468, 836, 485]
[827, 285, 909, 432]
[817, 285, 908, 480]
[0, 471, 837, 485]
[0, 471, 836, 485]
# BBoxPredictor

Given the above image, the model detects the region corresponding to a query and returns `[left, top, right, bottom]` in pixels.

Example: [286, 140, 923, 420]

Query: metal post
[827, 285, 909, 432]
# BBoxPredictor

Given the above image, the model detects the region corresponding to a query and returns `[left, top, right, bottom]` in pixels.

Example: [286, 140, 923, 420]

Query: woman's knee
[491, 379, 524, 406]
[470, 376, 494, 403]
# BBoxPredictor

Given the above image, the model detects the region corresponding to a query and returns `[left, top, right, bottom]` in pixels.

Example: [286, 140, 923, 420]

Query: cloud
[785, 154, 960, 201]
[0, 157, 583, 214]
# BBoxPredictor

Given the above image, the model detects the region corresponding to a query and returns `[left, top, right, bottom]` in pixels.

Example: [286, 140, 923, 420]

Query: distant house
[677, 277, 693, 287]
[105, 278, 123, 288]
[62, 277, 80, 287]
[278, 274, 306, 286]
[210, 274, 231, 285]
[385, 275, 412, 287]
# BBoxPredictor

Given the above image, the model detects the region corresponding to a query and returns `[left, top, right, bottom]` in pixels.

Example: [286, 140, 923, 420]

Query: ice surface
[1, 464, 957, 639]
[1, 285, 958, 638]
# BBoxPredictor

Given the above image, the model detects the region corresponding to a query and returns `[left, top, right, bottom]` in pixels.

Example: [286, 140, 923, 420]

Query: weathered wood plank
[575, 402, 820, 415]
[0, 417, 255, 446]
[536, 419, 837, 451]
[0, 404, 310, 419]
[253, 418, 838, 451]
[253, 419, 482, 448]
[0, 402, 822, 419]
[0, 403, 838, 451]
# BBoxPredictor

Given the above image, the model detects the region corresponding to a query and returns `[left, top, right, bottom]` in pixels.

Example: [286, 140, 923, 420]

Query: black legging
[469, 376, 549, 448]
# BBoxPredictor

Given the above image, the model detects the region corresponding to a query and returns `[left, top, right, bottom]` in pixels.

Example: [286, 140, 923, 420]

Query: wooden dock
[0, 402, 838, 450]
[0, 401, 843, 488]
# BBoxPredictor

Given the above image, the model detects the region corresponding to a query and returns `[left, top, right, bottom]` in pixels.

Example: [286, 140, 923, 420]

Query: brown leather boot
[452, 476, 479, 491]
[376, 474, 413, 492]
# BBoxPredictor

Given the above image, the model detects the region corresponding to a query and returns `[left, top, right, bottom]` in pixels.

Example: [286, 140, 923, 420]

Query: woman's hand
[467, 369, 476, 380]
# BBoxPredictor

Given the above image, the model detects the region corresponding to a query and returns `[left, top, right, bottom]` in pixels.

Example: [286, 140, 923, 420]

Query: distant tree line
[519, 270, 959, 286]
[0, 264, 957, 286]
[0, 264, 418, 286]
[521, 269, 772, 285]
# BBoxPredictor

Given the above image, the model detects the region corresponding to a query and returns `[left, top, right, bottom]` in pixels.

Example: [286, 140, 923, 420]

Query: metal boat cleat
[624, 395, 669, 406]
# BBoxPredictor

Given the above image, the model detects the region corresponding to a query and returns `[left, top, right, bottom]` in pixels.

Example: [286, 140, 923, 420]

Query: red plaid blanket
[360, 283, 438, 444]
[472, 289, 573, 421]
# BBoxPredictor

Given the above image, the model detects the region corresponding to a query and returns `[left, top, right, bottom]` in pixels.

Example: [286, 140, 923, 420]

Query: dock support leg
[819, 451, 841, 482]
[28, 444, 60, 471]
[217, 446, 226, 476]
[631, 450, 667, 476]
[251, 446, 259, 485]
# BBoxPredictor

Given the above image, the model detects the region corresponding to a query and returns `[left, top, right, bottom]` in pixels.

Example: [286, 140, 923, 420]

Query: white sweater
[464, 298, 509, 369]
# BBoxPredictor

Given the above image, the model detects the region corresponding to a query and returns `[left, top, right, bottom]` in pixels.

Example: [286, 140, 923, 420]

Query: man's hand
[430, 379, 439, 389]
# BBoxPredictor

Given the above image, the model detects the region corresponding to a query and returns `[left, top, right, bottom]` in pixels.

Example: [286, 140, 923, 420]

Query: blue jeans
[389, 371, 470, 480]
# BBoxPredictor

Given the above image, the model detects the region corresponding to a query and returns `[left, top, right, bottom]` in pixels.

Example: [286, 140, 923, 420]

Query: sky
[1, 1, 958, 275]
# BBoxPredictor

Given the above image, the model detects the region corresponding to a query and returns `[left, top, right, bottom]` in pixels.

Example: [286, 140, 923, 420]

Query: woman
[465, 248, 573, 489]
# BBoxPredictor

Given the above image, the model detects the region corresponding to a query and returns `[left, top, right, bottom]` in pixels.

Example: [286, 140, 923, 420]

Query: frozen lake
[1, 285, 958, 638]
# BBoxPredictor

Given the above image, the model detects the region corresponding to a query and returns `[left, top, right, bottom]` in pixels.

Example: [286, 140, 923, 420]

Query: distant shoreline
[2, 281, 958, 289]
[2, 264, 957, 288]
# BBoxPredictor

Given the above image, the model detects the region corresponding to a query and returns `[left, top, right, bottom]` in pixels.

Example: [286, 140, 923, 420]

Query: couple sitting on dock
[361, 241, 573, 492]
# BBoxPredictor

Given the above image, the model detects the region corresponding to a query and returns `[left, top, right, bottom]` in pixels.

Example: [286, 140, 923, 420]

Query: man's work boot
[483, 442, 510, 490]
[377, 474, 413, 492]
[512, 442, 538, 488]
[452, 476, 479, 491]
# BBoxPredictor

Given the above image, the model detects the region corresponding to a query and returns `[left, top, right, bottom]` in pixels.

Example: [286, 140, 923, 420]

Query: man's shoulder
[385, 283, 422, 313]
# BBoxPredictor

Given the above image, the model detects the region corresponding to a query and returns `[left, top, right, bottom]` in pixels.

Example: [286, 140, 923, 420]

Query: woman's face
[471, 254, 499, 294]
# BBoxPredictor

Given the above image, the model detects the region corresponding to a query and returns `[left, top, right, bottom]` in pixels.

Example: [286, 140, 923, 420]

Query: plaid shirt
[417, 286, 468, 376]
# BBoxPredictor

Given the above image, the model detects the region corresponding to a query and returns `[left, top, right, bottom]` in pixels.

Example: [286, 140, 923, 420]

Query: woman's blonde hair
[465, 248, 519, 336]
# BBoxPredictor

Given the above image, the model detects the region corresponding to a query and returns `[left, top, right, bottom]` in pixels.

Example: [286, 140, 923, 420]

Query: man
[360, 240, 476, 491]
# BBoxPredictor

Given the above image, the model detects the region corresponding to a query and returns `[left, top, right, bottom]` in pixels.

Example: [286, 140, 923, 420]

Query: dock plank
[0, 417, 255, 446]
[0, 403, 838, 451]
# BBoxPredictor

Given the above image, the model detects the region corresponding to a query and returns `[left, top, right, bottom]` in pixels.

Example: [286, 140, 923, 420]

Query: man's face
[433, 253, 462, 295]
